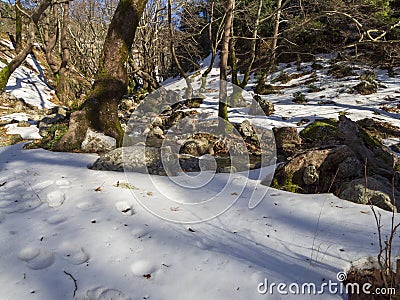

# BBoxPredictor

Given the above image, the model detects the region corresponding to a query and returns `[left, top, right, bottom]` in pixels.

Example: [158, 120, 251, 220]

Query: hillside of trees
[0, 0, 399, 106]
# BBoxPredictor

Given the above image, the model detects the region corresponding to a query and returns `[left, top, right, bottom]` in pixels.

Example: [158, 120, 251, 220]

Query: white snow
[0, 39, 55, 109]
[4, 123, 41, 139]
[0, 143, 399, 299]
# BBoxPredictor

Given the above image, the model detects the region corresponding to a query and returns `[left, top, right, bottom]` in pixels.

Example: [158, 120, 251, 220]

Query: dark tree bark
[57, 0, 148, 151]
[0, 0, 52, 91]
[218, 0, 234, 129]
[15, 0, 22, 52]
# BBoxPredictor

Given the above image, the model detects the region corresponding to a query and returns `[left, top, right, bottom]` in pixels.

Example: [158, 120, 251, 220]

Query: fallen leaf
[95, 186, 102, 192]
[231, 192, 238, 196]
[170, 207, 180, 211]
[188, 228, 195, 232]
[143, 274, 151, 279]
[147, 192, 153, 196]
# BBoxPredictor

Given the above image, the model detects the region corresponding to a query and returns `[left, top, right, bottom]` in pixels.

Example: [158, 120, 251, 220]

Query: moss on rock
[300, 118, 338, 142]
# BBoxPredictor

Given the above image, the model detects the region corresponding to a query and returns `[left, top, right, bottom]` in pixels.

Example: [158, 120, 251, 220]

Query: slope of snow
[0, 144, 398, 299]
[0, 39, 55, 109]
[165, 55, 400, 131]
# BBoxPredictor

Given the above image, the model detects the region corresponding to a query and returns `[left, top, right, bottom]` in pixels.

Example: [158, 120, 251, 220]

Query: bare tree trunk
[200, 1, 217, 92]
[257, 0, 282, 90]
[42, 4, 59, 75]
[57, 1, 70, 104]
[240, 0, 263, 88]
[57, 0, 148, 151]
[167, 0, 192, 98]
[270, 0, 282, 68]
[218, 0, 234, 129]
[15, 0, 22, 52]
[0, 0, 52, 91]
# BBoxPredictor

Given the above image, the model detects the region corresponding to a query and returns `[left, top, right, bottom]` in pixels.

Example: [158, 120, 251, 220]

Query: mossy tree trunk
[218, 0, 234, 130]
[57, 0, 148, 151]
[0, 0, 52, 91]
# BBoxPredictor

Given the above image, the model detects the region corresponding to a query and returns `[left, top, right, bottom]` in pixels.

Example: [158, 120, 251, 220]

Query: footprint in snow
[77, 201, 101, 212]
[31, 180, 54, 191]
[18, 246, 55, 270]
[46, 190, 66, 207]
[55, 179, 71, 186]
[76, 287, 129, 300]
[3, 195, 42, 214]
[59, 241, 90, 265]
[46, 214, 67, 225]
[115, 201, 135, 216]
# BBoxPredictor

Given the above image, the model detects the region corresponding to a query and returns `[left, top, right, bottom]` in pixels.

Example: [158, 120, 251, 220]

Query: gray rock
[238, 120, 255, 138]
[180, 138, 211, 157]
[339, 176, 399, 212]
[249, 95, 274, 116]
[147, 126, 165, 139]
[81, 129, 116, 153]
[303, 165, 319, 185]
[337, 156, 362, 178]
[273, 127, 302, 157]
[89, 146, 172, 175]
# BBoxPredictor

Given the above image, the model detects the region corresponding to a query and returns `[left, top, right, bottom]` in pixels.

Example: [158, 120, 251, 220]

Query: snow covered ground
[1, 53, 400, 299]
[0, 39, 55, 109]
[0, 143, 399, 299]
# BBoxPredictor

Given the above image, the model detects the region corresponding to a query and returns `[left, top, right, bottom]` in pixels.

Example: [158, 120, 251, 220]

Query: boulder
[180, 138, 211, 157]
[339, 176, 399, 212]
[300, 118, 338, 146]
[270, 116, 400, 211]
[81, 129, 116, 153]
[89, 146, 171, 175]
[249, 95, 274, 116]
[238, 120, 255, 139]
[273, 127, 302, 158]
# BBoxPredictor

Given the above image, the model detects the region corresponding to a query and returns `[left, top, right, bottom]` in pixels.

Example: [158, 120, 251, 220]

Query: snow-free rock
[339, 176, 399, 212]
[81, 128, 116, 153]
[89, 146, 168, 175]
[249, 95, 274, 116]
